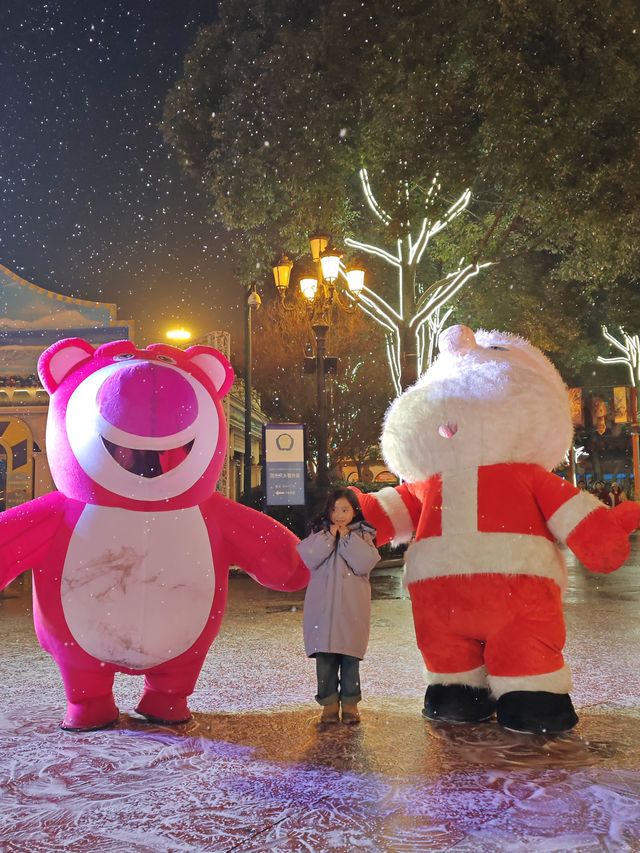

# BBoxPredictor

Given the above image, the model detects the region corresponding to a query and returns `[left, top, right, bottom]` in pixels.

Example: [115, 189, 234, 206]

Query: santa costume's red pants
[409, 573, 570, 696]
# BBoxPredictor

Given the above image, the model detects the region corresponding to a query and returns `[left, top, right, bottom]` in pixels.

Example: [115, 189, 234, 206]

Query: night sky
[1, 0, 245, 348]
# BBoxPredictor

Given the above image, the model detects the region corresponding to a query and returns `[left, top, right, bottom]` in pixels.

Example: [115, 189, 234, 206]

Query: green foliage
[250, 292, 393, 466]
[164, 0, 640, 380]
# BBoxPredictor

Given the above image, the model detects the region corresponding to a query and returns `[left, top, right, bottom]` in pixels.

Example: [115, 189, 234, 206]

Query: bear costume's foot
[61, 695, 119, 732]
[422, 684, 496, 723]
[496, 691, 578, 734]
[135, 690, 192, 725]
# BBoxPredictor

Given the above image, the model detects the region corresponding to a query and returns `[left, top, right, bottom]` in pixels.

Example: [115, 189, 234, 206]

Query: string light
[345, 169, 486, 389]
[359, 168, 392, 225]
[411, 262, 490, 332]
[597, 326, 640, 386]
[345, 236, 401, 268]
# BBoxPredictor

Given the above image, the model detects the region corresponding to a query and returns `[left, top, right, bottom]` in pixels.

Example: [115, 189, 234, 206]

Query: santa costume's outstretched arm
[532, 468, 640, 573]
[205, 493, 309, 591]
[0, 491, 67, 590]
[351, 484, 422, 546]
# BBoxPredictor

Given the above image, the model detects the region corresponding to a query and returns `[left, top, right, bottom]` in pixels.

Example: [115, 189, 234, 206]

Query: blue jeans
[315, 653, 361, 705]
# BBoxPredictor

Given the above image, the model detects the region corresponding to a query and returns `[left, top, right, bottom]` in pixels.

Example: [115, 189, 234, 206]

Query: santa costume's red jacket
[358, 463, 638, 696]
[356, 323, 640, 718]
[371, 462, 636, 583]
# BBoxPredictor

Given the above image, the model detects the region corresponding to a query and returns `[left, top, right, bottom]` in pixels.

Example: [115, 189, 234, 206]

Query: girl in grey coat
[297, 489, 379, 724]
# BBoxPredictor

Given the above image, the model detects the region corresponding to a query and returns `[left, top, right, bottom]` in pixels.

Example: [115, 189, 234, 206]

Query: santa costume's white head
[381, 325, 573, 481]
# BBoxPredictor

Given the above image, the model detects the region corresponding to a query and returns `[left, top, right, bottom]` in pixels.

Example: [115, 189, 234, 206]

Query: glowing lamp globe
[166, 328, 192, 343]
[345, 264, 365, 295]
[300, 277, 318, 301]
[272, 255, 293, 296]
[308, 233, 329, 263]
[319, 244, 342, 283]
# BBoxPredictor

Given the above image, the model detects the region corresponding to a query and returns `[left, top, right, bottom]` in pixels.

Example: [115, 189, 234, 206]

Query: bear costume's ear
[184, 346, 234, 397]
[38, 338, 95, 393]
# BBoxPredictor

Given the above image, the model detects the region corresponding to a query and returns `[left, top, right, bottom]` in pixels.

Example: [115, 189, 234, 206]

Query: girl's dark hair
[310, 488, 365, 533]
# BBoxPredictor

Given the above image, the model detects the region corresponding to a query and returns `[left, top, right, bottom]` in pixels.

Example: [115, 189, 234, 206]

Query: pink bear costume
[356, 325, 640, 734]
[0, 338, 309, 731]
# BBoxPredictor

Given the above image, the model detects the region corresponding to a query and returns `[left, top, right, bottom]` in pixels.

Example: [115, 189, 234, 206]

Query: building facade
[191, 331, 267, 501]
[0, 264, 134, 596]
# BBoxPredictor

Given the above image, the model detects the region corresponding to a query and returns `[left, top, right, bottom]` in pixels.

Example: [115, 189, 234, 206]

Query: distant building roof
[0, 263, 132, 377]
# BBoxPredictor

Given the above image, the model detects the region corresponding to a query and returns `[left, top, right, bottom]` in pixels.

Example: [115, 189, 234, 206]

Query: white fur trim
[488, 665, 572, 698]
[427, 665, 488, 688]
[374, 487, 414, 545]
[405, 533, 568, 589]
[547, 491, 601, 543]
[442, 469, 477, 535]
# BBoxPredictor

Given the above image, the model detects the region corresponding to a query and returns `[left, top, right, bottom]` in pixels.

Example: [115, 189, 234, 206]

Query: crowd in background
[577, 478, 629, 507]
[0, 374, 40, 388]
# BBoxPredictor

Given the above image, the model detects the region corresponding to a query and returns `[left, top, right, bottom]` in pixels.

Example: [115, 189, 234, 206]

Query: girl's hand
[329, 523, 340, 537]
[336, 524, 350, 537]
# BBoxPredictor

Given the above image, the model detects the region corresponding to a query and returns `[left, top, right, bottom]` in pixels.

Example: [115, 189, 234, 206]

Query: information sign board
[264, 423, 306, 506]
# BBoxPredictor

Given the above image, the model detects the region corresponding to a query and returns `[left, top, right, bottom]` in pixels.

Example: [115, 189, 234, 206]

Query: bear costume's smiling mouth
[102, 437, 195, 478]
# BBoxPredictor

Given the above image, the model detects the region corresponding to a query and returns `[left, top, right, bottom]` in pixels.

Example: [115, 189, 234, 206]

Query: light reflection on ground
[0, 541, 638, 851]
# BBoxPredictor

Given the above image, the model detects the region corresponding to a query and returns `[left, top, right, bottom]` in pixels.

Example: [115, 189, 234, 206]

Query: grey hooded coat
[297, 522, 379, 660]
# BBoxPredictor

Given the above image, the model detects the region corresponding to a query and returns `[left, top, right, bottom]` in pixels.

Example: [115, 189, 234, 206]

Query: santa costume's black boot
[422, 684, 496, 723]
[496, 691, 579, 734]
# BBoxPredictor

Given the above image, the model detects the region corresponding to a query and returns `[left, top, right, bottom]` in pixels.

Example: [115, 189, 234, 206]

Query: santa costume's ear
[38, 338, 95, 393]
[184, 346, 234, 397]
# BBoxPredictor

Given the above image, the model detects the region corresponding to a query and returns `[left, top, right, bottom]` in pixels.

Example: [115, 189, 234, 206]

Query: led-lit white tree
[165, 0, 640, 396]
[597, 325, 640, 496]
[597, 326, 640, 386]
[345, 169, 489, 394]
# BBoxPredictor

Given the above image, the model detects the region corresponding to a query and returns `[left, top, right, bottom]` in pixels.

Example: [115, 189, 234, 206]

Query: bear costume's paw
[61, 695, 119, 732]
[496, 690, 578, 734]
[422, 684, 496, 724]
[135, 690, 192, 725]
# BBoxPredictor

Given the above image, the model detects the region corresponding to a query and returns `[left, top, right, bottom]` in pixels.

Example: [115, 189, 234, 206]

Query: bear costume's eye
[488, 346, 508, 351]
[156, 355, 177, 365]
[113, 353, 135, 361]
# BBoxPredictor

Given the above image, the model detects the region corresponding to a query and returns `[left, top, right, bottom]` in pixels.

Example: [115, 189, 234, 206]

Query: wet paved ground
[0, 545, 639, 852]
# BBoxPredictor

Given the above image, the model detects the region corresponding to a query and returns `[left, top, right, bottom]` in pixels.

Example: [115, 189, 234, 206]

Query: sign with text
[264, 423, 306, 506]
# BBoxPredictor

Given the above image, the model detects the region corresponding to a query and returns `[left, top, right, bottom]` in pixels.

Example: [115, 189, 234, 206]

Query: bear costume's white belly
[61, 505, 215, 669]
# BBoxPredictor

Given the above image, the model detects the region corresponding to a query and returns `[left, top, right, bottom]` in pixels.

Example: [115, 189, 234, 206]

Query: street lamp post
[312, 321, 330, 488]
[243, 284, 262, 500]
[272, 238, 365, 493]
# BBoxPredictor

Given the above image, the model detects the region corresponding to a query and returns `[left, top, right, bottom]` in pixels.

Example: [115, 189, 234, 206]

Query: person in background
[608, 481, 627, 506]
[297, 488, 379, 725]
[592, 480, 611, 505]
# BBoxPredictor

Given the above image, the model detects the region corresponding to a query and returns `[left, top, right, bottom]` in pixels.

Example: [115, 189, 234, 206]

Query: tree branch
[414, 189, 471, 265]
[344, 236, 401, 268]
[359, 168, 392, 226]
[411, 263, 490, 330]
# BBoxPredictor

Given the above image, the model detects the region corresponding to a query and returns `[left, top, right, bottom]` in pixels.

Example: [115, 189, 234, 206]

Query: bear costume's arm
[532, 467, 640, 573]
[203, 493, 310, 591]
[0, 492, 67, 589]
[351, 485, 422, 546]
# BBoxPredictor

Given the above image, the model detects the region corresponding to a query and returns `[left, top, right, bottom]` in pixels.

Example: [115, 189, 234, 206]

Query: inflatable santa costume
[356, 325, 640, 734]
[0, 338, 308, 731]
